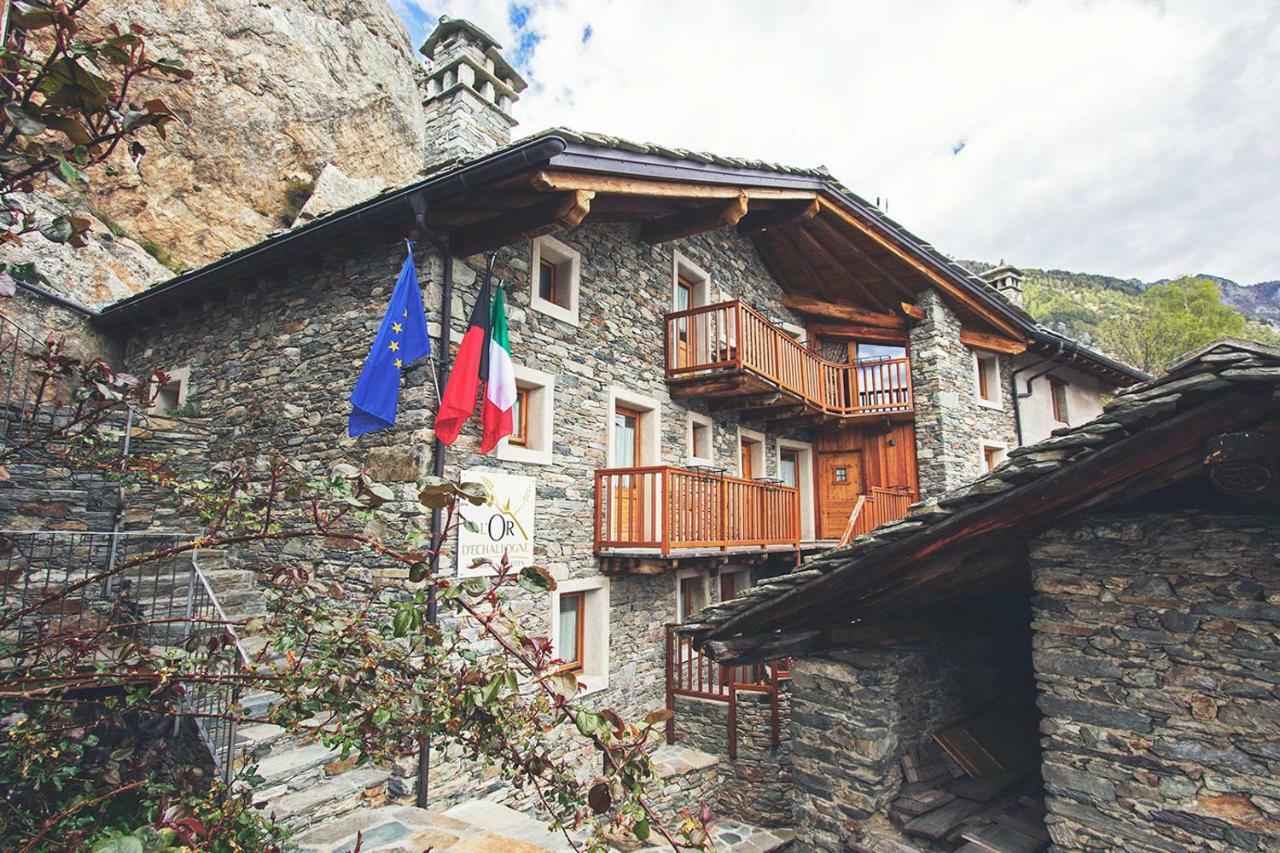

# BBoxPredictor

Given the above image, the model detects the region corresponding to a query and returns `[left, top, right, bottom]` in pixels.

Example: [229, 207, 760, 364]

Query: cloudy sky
[391, 1, 1280, 285]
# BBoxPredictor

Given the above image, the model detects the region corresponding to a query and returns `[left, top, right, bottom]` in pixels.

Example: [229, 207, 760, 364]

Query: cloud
[398, 0, 1280, 284]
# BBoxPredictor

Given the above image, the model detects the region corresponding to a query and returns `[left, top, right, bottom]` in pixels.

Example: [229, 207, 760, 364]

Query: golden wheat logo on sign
[456, 469, 536, 577]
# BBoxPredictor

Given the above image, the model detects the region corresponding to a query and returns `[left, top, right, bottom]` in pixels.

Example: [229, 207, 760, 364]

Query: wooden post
[665, 624, 676, 745]
[733, 302, 745, 370]
[727, 680, 738, 761]
[660, 467, 671, 555]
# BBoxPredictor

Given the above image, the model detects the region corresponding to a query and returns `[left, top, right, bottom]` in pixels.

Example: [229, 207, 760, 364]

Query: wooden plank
[960, 329, 1028, 355]
[640, 193, 748, 244]
[993, 808, 1050, 843]
[933, 723, 1005, 778]
[782, 294, 905, 329]
[738, 198, 820, 234]
[806, 322, 909, 343]
[901, 301, 926, 321]
[960, 823, 1046, 853]
[947, 770, 1021, 804]
[450, 190, 593, 257]
[787, 226, 890, 311]
[808, 213, 919, 300]
[530, 170, 816, 200]
[837, 494, 867, 547]
[903, 797, 987, 841]
[893, 787, 957, 817]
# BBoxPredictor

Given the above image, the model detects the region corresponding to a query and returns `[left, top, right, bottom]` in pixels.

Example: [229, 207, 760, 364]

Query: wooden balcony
[841, 485, 916, 544]
[594, 465, 800, 557]
[664, 299, 913, 427]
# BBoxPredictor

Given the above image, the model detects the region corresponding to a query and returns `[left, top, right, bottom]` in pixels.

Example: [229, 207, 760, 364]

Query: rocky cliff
[81, 0, 427, 276]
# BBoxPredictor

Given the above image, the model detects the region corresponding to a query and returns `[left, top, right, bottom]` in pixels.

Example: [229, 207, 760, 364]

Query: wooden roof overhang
[92, 132, 1144, 386]
[682, 340, 1280, 665]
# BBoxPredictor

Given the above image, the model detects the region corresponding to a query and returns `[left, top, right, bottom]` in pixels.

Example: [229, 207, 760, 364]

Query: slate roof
[684, 337, 1280, 657]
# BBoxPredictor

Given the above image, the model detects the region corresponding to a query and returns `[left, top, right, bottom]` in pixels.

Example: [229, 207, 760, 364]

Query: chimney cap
[420, 16, 526, 90]
[979, 263, 1023, 282]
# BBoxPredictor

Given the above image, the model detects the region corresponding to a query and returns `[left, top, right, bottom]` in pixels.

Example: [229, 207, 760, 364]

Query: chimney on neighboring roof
[419, 17, 527, 173]
[980, 262, 1025, 307]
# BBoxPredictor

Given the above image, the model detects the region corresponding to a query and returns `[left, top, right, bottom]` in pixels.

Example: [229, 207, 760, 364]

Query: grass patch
[138, 237, 187, 274]
[277, 176, 316, 227]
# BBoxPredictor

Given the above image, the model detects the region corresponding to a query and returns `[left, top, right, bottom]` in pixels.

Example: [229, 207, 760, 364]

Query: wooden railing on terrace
[848, 485, 916, 541]
[665, 625, 789, 757]
[594, 466, 800, 554]
[665, 299, 913, 416]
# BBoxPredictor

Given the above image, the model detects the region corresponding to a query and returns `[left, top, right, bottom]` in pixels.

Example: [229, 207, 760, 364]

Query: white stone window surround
[780, 321, 808, 345]
[530, 235, 581, 327]
[672, 250, 713, 309]
[687, 411, 714, 465]
[607, 386, 662, 467]
[973, 350, 1003, 410]
[776, 437, 816, 542]
[675, 567, 711, 623]
[495, 363, 555, 465]
[717, 565, 753, 602]
[150, 365, 190, 413]
[980, 440, 1009, 473]
[737, 426, 767, 478]
[551, 576, 610, 695]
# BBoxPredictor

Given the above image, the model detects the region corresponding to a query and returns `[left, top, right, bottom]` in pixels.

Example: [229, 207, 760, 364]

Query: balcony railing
[594, 465, 800, 554]
[665, 299, 913, 416]
[843, 485, 916, 544]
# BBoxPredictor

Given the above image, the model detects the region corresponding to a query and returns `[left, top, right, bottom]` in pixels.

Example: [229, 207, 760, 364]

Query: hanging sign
[456, 469, 536, 577]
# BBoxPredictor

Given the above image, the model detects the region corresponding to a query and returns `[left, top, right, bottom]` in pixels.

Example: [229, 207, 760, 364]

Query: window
[779, 449, 799, 487]
[557, 591, 585, 672]
[607, 386, 661, 468]
[687, 412, 714, 464]
[1050, 377, 1070, 424]
[150, 366, 190, 414]
[677, 570, 709, 623]
[509, 387, 530, 447]
[530, 236, 580, 326]
[982, 442, 1008, 473]
[552, 578, 609, 693]
[719, 569, 750, 602]
[496, 364, 555, 465]
[974, 352, 1001, 408]
[672, 251, 711, 310]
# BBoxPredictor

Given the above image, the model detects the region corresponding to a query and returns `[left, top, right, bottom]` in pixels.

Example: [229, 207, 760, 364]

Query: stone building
[688, 338, 1280, 851]
[3, 14, 1147, 845]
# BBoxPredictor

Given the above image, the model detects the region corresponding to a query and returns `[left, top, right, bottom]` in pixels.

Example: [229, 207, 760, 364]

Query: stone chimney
[419, 17, 527, 173]
[980, 262, 1025, 308]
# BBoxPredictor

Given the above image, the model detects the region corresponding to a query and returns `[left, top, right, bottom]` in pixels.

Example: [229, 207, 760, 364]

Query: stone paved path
[292, 800, 795, 852]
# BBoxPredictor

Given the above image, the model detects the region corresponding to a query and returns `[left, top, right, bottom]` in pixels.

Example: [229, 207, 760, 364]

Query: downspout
[1009, 338, 1080, 445]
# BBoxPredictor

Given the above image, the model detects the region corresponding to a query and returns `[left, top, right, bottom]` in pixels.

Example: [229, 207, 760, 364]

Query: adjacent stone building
[3, 14, 1148, 844]
[689, 338, 1280, 851]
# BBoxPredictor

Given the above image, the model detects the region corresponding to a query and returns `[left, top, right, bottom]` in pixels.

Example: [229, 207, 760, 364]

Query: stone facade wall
[1031, 509, 1280, 852]
[789, 646, 964, 850]
[672, 690, 793, 827]
[120, 220, 810, 800]
[5, 288, 123, 366]
[908, 289, 1017, 497]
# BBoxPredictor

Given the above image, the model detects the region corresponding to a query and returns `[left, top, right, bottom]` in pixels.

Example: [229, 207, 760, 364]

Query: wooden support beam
[530, 170, 816, 201]
[782, 294, 905, 329]
[960, 329, 1028, 355]
[805, 322, 909, 343]
[809, 214, 917, 300]
[787, 226, 891, 311]
[817, 198, 1024, 337]
[901, 302, 926, 321]
[450, 190, 594, 258]
[640, 193, 749, 244]
[738, 198, 820, 234]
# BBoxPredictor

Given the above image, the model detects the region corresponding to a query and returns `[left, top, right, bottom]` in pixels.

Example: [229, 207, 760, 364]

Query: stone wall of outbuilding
[1030, 509, 1280, 852]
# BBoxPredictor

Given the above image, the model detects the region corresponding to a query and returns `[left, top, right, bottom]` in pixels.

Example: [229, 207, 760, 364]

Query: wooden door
[740, 440, 754, 480]
[818, 450, 864, 538]
[613, 406, 643, 541]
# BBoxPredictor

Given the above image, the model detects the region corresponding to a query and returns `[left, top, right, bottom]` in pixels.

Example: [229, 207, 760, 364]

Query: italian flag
[480, 287, 515, 453]
[433, 274, 491, 446]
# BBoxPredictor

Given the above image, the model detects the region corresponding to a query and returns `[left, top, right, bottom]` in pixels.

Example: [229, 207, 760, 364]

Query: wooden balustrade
[664, 624, 790, 755]
[665, 300, 913, 417]
[850, 485, 916, 538]
[594, 465, 800, 553]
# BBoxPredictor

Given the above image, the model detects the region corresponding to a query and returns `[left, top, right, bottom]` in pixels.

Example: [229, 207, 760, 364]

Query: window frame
[973, 352, 1002, 409]
[538, 258, 559, 306]
[496, 364, 556, 465]
[508, 386, 531, 447]
[556, 590, 586, 674]
[530, 236, 581, 326]
[551, 577, 609, 694]
[1049, 376, 1070, 424]
[737, 426, 766, 479]
[149, 366, 191, 414]
[675, 568, 710, 624]
[687, 411, 714, 465]
[981, 441, 1009, 473]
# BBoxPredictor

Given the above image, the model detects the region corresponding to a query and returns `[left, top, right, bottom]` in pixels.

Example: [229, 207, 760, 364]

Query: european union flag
[348, 245, 431, 437]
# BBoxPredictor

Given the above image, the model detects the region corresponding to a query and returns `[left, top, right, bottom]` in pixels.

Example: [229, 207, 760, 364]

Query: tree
[0, 330, 704, 852]
[1099, 277, 1250, 372]
[0, 0, 189, 291]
